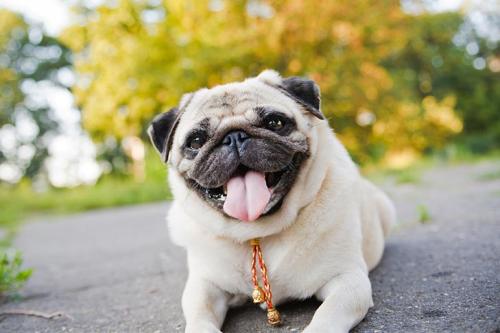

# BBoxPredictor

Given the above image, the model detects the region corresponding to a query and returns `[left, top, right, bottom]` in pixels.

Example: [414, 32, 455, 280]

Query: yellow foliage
[423, 96, 463, 133]
[0, 10, 25, 44]
[383, 148, 420, 169]
[62, 0, 463, 163]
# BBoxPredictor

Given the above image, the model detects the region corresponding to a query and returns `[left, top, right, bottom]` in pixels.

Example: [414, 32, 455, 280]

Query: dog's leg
[182, 274, 229, 333]
[303, 270, 372, 333]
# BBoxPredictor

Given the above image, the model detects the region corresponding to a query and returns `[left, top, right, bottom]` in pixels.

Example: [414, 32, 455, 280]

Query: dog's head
[149, 70, 325, 223]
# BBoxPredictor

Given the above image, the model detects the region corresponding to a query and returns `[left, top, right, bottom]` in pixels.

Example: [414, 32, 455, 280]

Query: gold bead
[250, 238, 260, 246]
[252, 286, 266, 303]
[267, 307, 281, 326]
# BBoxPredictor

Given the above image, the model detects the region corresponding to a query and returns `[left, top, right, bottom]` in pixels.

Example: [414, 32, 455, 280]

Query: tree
[0, 9, 72, 182]
[385, 12, 500, 154]
[63, 0, 466, 166]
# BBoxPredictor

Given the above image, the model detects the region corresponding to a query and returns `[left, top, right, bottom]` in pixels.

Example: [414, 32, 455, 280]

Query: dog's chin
[186, 153, 305, 220]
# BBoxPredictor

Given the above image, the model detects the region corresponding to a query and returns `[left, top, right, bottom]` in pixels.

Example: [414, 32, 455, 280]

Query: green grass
[417, 204, 431, 224]
[433, 143, 500, 165]
[364, 162, 425, 185]
[477, 169, 500, 181]
[395, 168, 421, 184]
[364, 144, 500, 185]
[0, 150, 171, 228]
[0, 150, 170, 298]
[0, 249, 32, 300]
[383, 167, 422, 184]
[1, 143, 499, 229]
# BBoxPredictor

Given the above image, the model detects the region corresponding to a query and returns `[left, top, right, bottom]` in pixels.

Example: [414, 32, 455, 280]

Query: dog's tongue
[223, 171, 271, 222]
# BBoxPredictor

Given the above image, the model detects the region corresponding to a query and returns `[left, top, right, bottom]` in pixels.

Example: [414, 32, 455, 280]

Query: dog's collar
[249, 238, 281, 326]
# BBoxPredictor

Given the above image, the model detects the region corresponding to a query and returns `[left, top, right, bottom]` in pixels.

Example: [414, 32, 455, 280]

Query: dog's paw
[302, 326, 319, 333]
[303, 324, 348, 333]
[185, 322, 222, 333]
[302, 324, 338, 333]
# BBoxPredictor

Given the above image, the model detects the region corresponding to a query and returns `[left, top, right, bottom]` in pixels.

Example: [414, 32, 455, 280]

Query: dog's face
[149, 70, 324, 222]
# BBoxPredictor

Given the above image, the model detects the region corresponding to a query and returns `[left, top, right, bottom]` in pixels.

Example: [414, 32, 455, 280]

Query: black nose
[222, 130, 249, 150]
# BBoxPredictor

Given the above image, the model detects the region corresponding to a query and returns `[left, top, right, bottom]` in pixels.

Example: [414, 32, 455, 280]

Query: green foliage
[0, 10, 25, 127]
[386, 12, 500, 153]
[0, 148, 170, 227]
[61, 0, 476, 166]
[0, 9, 72, 180]
[2, 1, 497, 187]
[0, 249, 32, 298]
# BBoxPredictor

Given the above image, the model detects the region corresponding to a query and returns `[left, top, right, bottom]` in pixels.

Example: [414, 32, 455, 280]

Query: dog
[148, 70, 396, 333]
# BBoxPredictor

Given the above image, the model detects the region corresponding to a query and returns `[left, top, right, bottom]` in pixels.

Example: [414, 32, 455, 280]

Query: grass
[477, 169, 500, 181]
[434, 143, 500, 165]
[367, 167, 422, 184]
[364, 144, 500, 185]
[0, 149, 170, 298]
[0, 150, 171, 228]
[0, 249, 32, 300]
[1, 143, 499, 229]
[417, 204, 431, 224]
[364, 161, 425, 185]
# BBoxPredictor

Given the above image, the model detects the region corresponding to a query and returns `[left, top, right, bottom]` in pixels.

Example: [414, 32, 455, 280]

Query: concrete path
[0, 161, 499, 333]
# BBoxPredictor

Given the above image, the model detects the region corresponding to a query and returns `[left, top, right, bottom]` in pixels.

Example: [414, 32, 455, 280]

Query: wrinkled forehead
[176, 80, 299, 137]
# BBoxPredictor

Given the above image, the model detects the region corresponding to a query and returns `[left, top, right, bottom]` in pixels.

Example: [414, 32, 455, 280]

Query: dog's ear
[256, 70, 323, 120]
[147, 107, 180, 163]
[280, 76, 323, 120]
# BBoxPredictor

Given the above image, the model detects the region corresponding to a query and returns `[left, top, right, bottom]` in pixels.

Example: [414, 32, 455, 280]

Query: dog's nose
[222, 130, 249, 150]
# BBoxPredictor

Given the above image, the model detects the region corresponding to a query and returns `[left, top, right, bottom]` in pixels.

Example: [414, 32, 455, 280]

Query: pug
[148, 70, 396, 333]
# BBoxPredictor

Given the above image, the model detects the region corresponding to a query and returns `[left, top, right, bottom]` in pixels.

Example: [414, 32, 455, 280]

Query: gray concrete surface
[0, 161, 499, 333]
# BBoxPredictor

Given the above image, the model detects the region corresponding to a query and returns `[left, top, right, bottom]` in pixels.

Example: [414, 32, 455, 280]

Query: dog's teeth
[223, 185, 227, 195]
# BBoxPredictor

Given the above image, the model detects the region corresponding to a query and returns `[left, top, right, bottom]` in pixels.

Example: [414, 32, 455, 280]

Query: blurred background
[0, 0, 498, 294]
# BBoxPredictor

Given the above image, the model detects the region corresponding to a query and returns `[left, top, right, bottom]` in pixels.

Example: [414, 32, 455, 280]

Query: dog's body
[149, 70, 396, 332]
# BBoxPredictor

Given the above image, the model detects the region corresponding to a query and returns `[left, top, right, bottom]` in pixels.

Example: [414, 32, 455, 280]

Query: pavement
[0, 161, 499, 333]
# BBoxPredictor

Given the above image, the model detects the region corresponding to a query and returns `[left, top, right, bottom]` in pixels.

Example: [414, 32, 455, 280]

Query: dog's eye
[265, 115, 285, 131]
[187, 134, 207, 150]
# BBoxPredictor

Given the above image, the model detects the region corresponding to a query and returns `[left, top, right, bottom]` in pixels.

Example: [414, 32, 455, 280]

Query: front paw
[185, 322, 222, 333]
[302, 325, 321, 333]
[303, 324, 344, 333]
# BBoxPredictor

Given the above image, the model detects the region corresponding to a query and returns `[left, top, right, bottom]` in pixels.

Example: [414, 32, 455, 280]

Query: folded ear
[280, 76, 324, 120]
[147, 107, 180, 163]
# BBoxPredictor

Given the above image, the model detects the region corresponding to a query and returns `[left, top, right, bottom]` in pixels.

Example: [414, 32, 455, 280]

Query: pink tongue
[223, 171, 271, 222]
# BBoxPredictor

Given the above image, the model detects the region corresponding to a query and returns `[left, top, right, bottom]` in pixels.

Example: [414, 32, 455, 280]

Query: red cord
[250, 238, 281, 325]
